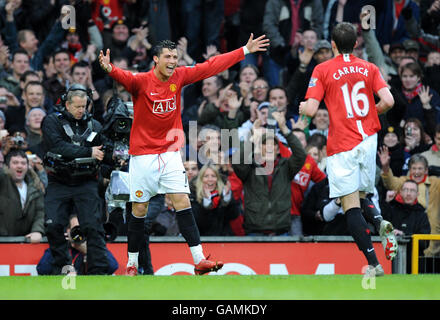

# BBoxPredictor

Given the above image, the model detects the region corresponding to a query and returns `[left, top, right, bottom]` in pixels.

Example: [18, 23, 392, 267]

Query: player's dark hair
[331, 22, 357, 54]
[153, 40, 177, 58]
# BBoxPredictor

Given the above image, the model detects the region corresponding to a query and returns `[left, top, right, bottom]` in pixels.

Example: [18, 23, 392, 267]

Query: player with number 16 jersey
[305, 52, 388, 157]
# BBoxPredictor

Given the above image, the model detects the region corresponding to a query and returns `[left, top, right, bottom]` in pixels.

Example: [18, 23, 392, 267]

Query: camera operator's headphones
[61, 84, 93, 109]
[60, 83, 94, 121]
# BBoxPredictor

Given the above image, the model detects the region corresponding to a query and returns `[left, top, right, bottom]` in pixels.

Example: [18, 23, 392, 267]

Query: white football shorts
[129, 151, 190, 202]
[327, 133, 377, 198]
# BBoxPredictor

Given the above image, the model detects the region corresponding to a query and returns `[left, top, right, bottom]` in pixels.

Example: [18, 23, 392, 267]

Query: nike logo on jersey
[367, 248, 375, 253]
[150, 92, 159, 95]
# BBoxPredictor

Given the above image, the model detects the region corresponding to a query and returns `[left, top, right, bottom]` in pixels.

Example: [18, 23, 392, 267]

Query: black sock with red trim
[346, 207, 379, 267]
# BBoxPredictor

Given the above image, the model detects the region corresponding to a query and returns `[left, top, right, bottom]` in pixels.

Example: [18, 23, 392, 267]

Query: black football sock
[176, 207, 201, 247]
[360, 197, 383, 232]
[346, 207, 379, 267]
[127, 213, 146, 253]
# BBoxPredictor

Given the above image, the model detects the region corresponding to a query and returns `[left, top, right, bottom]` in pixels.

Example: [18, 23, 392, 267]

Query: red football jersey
[108, 48, 244, 155]
[305, 54, 387, 156]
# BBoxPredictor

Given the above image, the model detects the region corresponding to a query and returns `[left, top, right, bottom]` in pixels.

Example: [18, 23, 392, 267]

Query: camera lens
[70, 226, 86, 244]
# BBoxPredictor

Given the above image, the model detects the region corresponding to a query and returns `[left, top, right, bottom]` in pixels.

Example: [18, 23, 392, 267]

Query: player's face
[409, 162, 428, 184]
[400, 69, 420, 90]
[66, 95, 87, 120]
[400, 182, 418, 204]
[202, 168, 218, 192]
[154, 48, 178, 79]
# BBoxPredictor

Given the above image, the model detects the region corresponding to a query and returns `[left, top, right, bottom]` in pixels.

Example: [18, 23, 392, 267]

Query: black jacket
[41, 108, 111, 184]
[381, 199, 431, 236]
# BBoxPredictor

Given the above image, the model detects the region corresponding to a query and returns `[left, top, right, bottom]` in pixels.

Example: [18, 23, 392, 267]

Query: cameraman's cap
[314, 40, 332, 52]
[258, 101, 270, 111]
[403, 39, 419, 52]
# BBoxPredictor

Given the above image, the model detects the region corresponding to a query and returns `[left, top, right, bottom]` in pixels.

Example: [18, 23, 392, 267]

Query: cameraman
[41, 84, 111, 275]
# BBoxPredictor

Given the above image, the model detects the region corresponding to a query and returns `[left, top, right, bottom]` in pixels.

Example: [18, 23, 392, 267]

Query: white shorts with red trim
[327, 133, 377, 198]
[129, 151, 189, 202]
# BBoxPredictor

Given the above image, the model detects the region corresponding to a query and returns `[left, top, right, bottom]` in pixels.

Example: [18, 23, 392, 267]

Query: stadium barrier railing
[411, 234, 440, 274]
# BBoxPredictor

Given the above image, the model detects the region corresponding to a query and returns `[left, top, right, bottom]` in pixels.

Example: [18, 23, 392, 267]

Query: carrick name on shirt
[333, 66, 369, 80]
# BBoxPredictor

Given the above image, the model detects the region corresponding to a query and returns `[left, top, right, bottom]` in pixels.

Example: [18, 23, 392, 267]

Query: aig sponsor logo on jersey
[152, 96, 177, 114]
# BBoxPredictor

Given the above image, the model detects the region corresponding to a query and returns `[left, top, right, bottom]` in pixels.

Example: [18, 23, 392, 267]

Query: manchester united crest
[170, 84, 177, 92]
[135, 190, 143, 198]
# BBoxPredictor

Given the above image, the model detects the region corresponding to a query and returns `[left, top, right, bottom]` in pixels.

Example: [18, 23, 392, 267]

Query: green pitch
[0, 275, 439, 300]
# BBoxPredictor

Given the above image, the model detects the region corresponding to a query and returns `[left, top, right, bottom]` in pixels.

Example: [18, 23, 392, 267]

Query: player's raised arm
[375, 87, 394, 115]
[99, 49, 112, 73]
[100, 48, 139, 94]
[245, 33, 270, 54]
[182, 34, 270, 86]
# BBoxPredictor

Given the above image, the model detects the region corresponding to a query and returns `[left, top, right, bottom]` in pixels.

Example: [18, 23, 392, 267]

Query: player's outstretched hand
[99, 49, 112, 73]
[245, 33, 270, 54]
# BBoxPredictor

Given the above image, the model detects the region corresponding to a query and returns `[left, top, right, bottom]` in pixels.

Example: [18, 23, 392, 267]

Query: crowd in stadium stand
[0, 0, 439, 262]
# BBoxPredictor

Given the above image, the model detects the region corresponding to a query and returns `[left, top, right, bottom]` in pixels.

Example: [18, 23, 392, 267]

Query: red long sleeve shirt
[108, 48, 245, 155]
